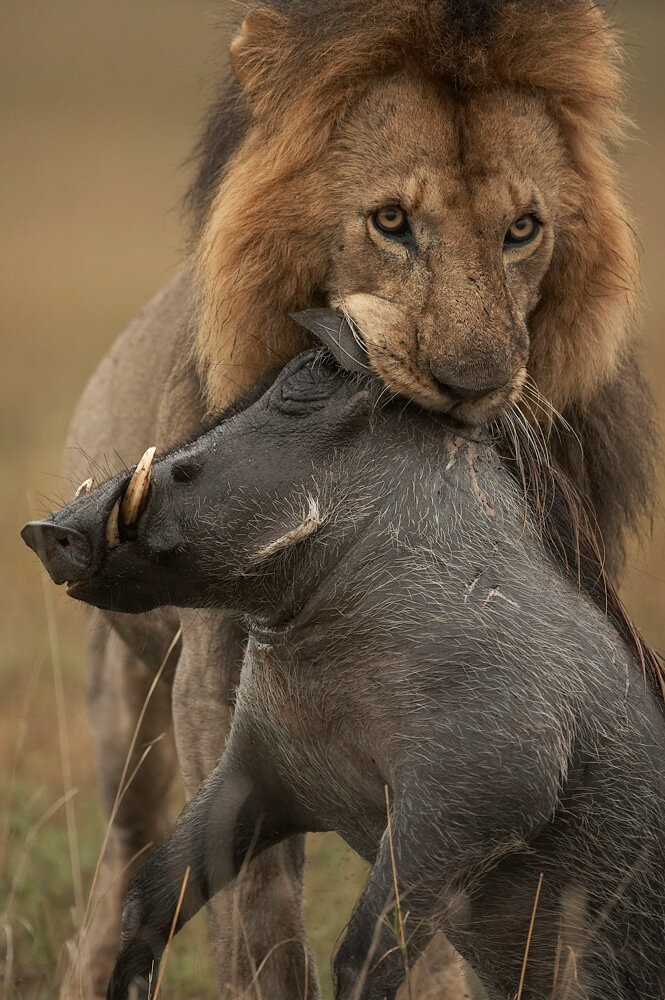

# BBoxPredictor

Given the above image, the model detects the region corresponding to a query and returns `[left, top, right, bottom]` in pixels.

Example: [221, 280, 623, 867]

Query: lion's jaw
[323, 74, 566, 423]
[333, 293, 527, 425]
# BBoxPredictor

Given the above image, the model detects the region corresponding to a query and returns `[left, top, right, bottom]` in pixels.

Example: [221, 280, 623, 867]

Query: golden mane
[190, 0, 653, 573]
[195, 0, 636, 407]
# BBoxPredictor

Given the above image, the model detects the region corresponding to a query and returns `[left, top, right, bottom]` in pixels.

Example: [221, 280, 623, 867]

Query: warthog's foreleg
[106, 747, 302, 1000]
[332, 726, 568, 1000]
[332, 797, 449, 1000]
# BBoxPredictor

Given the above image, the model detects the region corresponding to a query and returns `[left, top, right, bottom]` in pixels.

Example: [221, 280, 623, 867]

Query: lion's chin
[448, 387, 523, 427]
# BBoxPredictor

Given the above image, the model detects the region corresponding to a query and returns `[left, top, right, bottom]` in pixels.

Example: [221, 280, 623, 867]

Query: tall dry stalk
[516, 872, 544, 1000]
[41, 568, 84, 922]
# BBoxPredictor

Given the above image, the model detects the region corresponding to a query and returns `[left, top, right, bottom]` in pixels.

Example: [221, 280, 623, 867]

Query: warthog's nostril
[20, 521, 93, 586]
[172, 461, 202, 484]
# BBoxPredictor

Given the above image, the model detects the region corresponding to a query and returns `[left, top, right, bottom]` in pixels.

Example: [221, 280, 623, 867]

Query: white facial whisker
[522, 375, 584, 456]
[514, 397, 551, 468]
[338, 301, 370, 357]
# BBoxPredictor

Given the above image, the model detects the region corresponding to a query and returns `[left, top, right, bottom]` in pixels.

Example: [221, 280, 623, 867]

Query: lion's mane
[187, 0, 656, 574]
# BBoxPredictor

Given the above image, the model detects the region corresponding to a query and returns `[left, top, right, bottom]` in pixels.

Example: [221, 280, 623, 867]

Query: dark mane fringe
[498, 422, 665, 705]
[185, 75, 249, 236]
[551, 350, 658, 579]
[446, 0, 498, 37]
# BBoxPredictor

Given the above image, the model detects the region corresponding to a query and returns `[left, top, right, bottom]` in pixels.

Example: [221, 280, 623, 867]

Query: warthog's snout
[21, 446, 157, 596]
[21, 521, 93, 585]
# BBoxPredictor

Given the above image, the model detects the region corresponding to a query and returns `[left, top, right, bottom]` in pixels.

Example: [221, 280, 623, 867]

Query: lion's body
[62, 1, 656, 997]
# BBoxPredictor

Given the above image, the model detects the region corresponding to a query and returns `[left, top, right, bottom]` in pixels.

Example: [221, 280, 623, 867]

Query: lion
[60, 1, 656, 998]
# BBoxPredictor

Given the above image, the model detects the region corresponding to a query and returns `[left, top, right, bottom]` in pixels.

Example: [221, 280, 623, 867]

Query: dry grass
[1, 1, 664, 997]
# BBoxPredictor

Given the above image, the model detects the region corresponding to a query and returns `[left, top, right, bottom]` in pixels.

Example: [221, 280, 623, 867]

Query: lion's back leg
[60, 608, 179, 1000]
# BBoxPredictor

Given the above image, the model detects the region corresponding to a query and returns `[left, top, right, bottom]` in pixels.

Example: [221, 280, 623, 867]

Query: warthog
[23, 319, 665, 1000]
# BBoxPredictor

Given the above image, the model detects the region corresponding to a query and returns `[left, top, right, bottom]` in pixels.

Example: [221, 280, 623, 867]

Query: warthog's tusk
[74, 477, 94, 499]
[120, 446, 156, 527]
[106, 500, 120, 550]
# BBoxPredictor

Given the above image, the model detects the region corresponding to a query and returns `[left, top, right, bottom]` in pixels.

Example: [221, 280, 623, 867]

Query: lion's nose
[430, 362, 509, 402]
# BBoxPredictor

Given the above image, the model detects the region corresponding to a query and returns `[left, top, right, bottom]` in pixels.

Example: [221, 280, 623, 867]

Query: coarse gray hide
[23, 349, 665, 1000]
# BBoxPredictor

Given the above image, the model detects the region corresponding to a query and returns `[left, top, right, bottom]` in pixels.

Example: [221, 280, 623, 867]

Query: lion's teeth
[120, 446, 156, 527]
[105, 500, 120, 550]
[74, 477, 94, 499]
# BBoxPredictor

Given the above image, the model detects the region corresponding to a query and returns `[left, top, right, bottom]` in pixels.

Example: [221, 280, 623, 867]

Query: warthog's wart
[24, 335, 665, 1000]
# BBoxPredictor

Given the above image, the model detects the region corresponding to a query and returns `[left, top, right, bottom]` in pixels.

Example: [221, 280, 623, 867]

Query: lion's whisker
[343, 311, 370, 356]
[523, 377, 581, 443]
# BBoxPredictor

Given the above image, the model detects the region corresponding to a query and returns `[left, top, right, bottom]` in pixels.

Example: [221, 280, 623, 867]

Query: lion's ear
[229, 8, 283, 91]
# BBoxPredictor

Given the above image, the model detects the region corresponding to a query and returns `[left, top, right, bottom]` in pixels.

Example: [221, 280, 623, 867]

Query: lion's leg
[60, 609, 179, 1000]
[173, 609, 320, 1000]
[399, 935, 485, 1000]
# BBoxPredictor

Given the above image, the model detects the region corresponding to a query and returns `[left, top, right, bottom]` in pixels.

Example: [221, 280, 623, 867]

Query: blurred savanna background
[1, 2, 664, 997]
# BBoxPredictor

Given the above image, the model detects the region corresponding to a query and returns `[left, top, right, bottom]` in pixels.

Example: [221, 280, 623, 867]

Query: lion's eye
[372, 205, 410, 238]
[504, 214, 540, 247]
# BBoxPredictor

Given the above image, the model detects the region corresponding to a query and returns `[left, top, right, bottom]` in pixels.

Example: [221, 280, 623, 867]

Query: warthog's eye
[273, 369, 334, 416]
[504, 214, 540, 248]
[372, 205, 410, 239]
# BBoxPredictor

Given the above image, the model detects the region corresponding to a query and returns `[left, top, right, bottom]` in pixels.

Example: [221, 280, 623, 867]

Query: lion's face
[197, 3, 636, 433]
[322, 75, 566, 424]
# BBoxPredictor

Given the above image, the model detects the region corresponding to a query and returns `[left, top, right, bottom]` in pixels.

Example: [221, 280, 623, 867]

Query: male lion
[62, 1, 655, 998]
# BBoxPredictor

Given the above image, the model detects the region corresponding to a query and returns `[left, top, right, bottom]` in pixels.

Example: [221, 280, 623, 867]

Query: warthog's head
[22, 314, 407, 616]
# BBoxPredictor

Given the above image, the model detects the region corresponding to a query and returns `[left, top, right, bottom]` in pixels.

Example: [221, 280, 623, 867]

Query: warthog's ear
[229, 8, 284, 91]
[290, 309, 371, 377]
